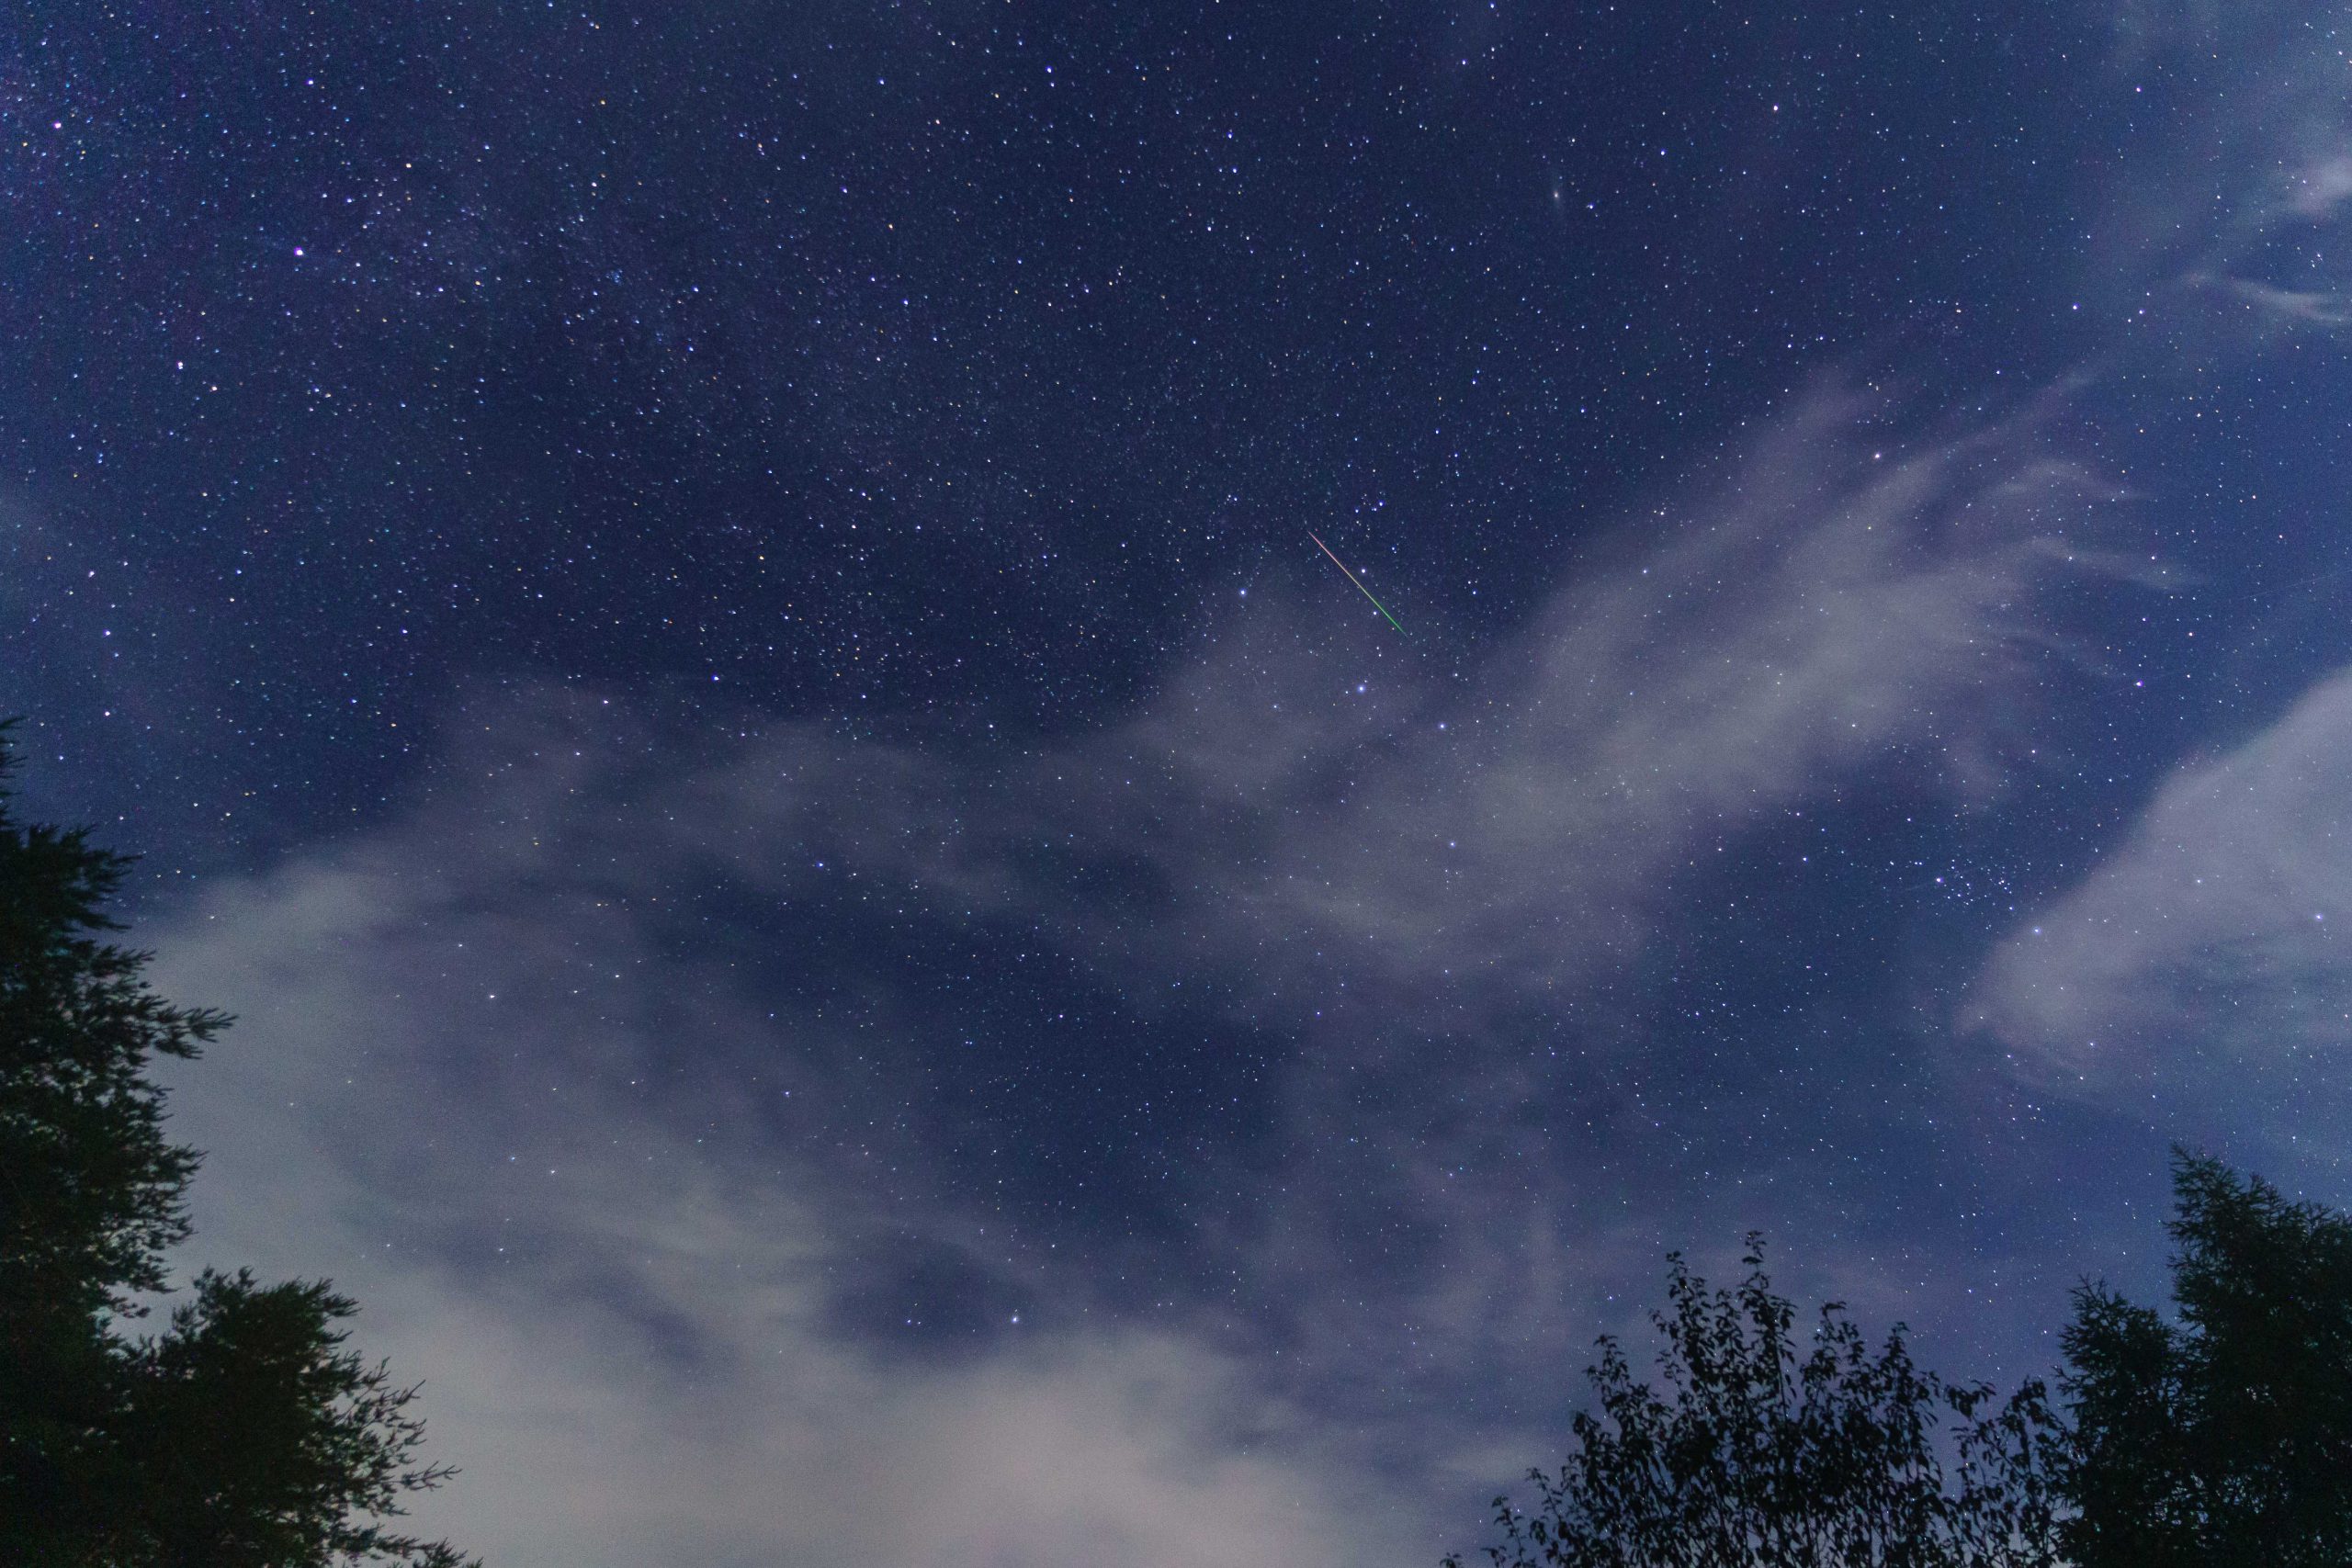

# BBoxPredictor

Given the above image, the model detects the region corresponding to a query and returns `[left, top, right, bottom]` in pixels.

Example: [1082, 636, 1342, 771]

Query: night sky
[8, 2, 2351, 1562]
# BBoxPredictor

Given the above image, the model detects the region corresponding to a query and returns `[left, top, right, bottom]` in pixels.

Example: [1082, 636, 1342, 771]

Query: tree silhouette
[1449, 1156, 2352, 1568]
[1444, 1239, 2061, 1568]
[2058, 1149, 2352, 1568]
[0, 725, 477, 1567]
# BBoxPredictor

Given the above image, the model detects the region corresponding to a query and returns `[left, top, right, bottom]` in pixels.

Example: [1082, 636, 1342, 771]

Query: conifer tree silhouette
[0, 724, 477, 1567]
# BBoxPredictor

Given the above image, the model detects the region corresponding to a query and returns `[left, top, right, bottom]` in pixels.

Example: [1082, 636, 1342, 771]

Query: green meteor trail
[1308, 531, 1407, 637]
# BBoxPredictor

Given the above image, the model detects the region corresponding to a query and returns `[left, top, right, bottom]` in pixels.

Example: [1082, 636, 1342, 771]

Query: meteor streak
[1307, 531, 1408, 637]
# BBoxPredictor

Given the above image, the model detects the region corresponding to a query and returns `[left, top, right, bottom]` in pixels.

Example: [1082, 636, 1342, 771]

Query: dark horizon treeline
[4, 727, 2349, 1567]
[0, 725, 478, 1567]
[1447, 1148, 2352, 1567]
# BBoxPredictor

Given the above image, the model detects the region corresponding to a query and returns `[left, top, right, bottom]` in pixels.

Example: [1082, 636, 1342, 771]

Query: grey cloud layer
[152, 827, 1396, 1568]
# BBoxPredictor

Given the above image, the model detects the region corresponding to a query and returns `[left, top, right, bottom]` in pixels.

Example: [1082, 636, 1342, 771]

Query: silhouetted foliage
[1451, 1154, 2352, 1568]
[0, 725, 477, 1567]
[1444, 1239, 2061, 1568]
[2057, 1149, 2352, 1568]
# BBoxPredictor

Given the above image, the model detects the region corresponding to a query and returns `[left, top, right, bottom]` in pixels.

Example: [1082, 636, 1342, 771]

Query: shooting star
[1307, 531, 1407, 637]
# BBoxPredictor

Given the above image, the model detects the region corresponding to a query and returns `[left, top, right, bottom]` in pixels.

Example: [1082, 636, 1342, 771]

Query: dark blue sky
[8, 3, 2350, 1562]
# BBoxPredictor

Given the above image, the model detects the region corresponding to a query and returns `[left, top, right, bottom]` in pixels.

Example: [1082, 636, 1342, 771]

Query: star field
[8, 3, 2352, 1563]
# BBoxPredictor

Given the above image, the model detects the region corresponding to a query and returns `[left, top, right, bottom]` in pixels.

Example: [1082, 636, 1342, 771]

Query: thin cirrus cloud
[2100, 0, 2352, 342]
[1962, 0, 2352, 1150]
[645, 376, 2133, 1043]
[141, 370, 2141, 1563]
[1972, 665, 2352, 1148]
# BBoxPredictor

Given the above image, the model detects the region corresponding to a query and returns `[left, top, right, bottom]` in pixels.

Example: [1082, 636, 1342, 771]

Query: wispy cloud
[609, 379, 2128, 1038]
[151, 829, 1396, 1568]
[2100, 0, 2352, 348]
[136, 370, 2143, 1560]
[2195, 273, 2352, 331]
[1973, 665, 2352, 1151]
